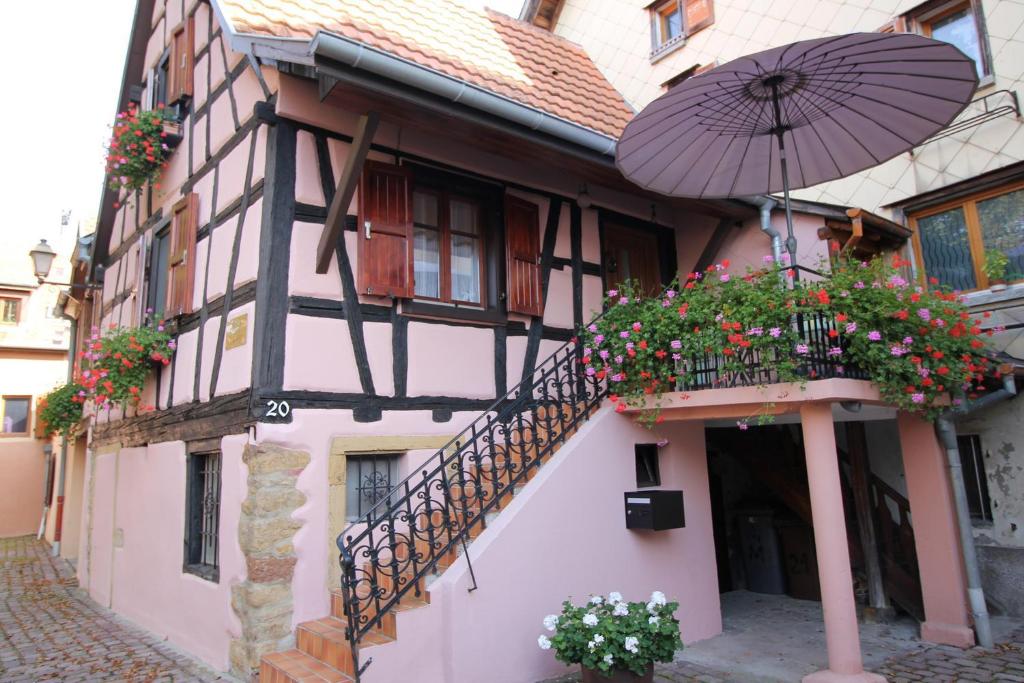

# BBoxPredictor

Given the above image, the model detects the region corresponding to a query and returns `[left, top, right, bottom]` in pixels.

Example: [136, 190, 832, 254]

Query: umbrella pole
[769, 82, 798, 274]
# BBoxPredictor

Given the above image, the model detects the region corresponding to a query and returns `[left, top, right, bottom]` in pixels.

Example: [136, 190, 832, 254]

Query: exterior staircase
[259, 338, 605, 683]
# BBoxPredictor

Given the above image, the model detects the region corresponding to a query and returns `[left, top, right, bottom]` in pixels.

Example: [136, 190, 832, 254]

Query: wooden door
[603, 224, 661, 296]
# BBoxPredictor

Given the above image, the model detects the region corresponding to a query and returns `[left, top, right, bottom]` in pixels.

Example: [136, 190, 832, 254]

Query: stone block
[246, 556, 297, 583]
[242, 443, 310, 475]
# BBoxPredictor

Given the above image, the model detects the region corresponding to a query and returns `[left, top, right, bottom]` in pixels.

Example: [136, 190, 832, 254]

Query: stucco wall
[362, 408, 722, 683]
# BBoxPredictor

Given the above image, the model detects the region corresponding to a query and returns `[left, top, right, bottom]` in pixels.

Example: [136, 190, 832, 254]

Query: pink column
[800, 402, 885, 683]
[897, 413, 974, 648]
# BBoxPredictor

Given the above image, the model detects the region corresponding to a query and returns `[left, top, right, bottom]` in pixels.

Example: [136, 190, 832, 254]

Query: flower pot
[989, 279, 1007, 292]
[580, 663, 654, 683]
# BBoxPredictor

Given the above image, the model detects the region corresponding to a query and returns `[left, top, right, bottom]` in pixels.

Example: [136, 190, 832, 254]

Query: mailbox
[624, 490, 685, 530]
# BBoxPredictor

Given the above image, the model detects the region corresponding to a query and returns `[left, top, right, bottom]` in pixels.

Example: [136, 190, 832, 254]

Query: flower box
[161, 120, 183, 149]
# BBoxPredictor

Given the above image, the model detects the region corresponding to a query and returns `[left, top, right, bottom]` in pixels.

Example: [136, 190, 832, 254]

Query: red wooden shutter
[357, 162, 414, 298]
[168, 17, 194, 104]
[505, 195, 544, 317]
[167, 193, 198, 317]
[683, 0, 714, 35]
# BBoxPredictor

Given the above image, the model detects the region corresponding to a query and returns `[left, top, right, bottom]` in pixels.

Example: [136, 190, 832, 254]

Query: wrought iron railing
[337, 332, 607, 680]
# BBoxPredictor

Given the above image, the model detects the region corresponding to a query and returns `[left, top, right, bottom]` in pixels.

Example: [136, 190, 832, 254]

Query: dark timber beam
[315, 111, 380, 273]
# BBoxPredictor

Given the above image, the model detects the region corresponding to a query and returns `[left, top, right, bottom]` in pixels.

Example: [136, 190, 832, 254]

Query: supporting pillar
[897, 413, 974, 648]
[800, 403, 885, 683]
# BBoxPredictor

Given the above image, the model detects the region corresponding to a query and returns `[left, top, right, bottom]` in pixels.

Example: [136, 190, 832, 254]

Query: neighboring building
[526, 0, 1024, 626]
[71, 1, 1018, 682]
[0, 222, 73, 538]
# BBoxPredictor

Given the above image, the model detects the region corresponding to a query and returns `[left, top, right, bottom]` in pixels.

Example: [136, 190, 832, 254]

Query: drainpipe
[52, 315, 77, 558]
[935, 370, 1018, 649]
[753, 196, 783, 264]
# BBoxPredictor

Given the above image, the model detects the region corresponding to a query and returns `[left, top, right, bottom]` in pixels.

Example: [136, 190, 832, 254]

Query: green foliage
[982, 249, 1009, 281]
[105, 105, 173, 193]
[538, 592, 682, 676]
[38, 382, 86, 438]
[78, 321, 175, 410]
[581, 255, 995, 424]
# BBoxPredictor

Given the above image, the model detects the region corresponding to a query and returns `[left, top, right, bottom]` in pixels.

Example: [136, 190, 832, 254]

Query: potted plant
[983, 249, 1010, 291]
[78, 320, 175, 412]
[38, 382, 87, 438]
[105, 104, 180, 195]
[538, 591, 682, 682]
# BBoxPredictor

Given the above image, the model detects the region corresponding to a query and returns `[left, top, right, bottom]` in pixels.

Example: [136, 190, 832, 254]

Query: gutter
[935, 370, 1019, 649]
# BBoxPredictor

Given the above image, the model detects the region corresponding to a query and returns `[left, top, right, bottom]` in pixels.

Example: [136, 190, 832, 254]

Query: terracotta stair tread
[260, 648, 353, 683]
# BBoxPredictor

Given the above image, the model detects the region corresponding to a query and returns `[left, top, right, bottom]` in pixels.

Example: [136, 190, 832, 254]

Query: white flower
[624, 636, 640, 654]
[590, 596, 604, 605]
[543, 615, 559, 631]
[582, 613, 599, 627]
[649, 615, 660, 625]
[608, 591, 623, 604]
[593, 634, 605, 645]
[588, 639, 597, 650]
[538, 635, 551, 650]
[613, 602, 629, 617]
[649, 591, 667, 606]
[603, 654, 614, 665]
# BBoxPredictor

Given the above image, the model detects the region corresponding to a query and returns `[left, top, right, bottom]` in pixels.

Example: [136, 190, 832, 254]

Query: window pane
[931, 7, 983, 77]
[451, 234, 481, 304]
[3, 398, 29, 434]
[666, 8, 683, 38]
[150, 231, 170, 319]
[917, 207, 977, 290]
[976, 188, 1024, 280]
[414, 227, 441, 299]
[449, 199, 480, 235]
[346, 455, 398, 521]
[1, 299, 18, 323]
[413, 191, 438, 227]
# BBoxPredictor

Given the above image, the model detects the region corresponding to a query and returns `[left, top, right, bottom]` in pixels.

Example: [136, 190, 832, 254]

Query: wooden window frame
[183, 450, 221, 582]
[909, 179, 1024, 292]
[412, 187, 487, 308]
[904, 0, 993, 81]
[649, 0, 714, 57]
[1, 395, 32, 438]
[0, 296, 21, 325]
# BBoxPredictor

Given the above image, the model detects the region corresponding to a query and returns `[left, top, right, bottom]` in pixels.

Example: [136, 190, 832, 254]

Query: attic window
[650, 0, 715, 60]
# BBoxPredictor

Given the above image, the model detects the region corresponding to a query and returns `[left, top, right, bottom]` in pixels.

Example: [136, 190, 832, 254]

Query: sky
[0, 0, 523, 260]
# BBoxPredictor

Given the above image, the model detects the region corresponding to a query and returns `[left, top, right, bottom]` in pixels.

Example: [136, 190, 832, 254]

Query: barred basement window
[346, 453, 400, 522]
[184, 451, 221, 581]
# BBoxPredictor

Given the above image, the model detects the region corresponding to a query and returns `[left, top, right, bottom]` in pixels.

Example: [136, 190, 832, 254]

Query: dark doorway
[602, 222, 662, 296]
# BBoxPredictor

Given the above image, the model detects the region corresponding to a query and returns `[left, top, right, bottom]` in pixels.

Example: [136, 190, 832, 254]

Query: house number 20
[266, 400, 291, 418]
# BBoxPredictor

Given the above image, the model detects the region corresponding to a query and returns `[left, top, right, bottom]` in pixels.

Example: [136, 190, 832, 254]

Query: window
[1, 396, 31, 436]
[151, 51, 170, 110]
[412, 190, 484, 305]
[910, 182, 1024, 291]
[184, 451, 221, 580]
[147, 226, 171, 321]
[166, 193, 199, 317]
[650, 0, 714, 56]
[920, 2, 989, 79]
[346, 453, 399, 521]
[168, 17, 195, 105]
[635, 444, 661, 488]
[1, 297, 19, 324]
[358, 162, 545, 318]
[956, 434, 992, 521]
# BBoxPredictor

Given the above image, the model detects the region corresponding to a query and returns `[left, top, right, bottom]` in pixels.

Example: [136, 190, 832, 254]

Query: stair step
[329, 588, 429, 623]
[260, 648, 352, 683]
[296, 618, 355, 675]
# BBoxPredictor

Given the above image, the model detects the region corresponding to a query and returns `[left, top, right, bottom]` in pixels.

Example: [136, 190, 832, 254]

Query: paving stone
[0, 536, 232, 683]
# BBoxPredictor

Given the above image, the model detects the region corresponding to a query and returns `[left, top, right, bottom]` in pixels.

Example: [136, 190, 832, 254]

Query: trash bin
[735, 508, 786, 594]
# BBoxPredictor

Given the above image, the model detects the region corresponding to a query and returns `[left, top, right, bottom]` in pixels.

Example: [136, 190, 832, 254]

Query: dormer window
[650, 0, 715, 60]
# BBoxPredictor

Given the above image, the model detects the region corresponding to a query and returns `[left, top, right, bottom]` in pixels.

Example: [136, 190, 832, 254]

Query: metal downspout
[753, 196, 782, 264]
[52, 316, 77, 557]
[935, 372, 1018, 649]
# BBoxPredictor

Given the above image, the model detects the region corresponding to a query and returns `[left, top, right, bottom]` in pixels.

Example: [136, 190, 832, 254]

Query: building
[69, 1, 1020, 682]
[0, 221, 74, 539]
[523, 0, 1024, 623]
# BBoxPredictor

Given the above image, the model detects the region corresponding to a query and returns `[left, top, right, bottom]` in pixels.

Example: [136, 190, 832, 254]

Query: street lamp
[29, 239, 57, 283]
[29, 239, 102, 288]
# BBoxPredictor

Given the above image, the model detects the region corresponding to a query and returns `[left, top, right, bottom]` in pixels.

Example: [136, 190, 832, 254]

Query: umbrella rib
[785, 88, 848, 178]
[697, 132, 746, 198]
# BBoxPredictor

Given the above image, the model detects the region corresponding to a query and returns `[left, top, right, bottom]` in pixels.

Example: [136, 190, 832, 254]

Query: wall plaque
[225, 313, 248, 349]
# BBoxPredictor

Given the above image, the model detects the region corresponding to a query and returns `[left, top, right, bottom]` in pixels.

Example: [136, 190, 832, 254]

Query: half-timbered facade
[68, 1, 1012, 681]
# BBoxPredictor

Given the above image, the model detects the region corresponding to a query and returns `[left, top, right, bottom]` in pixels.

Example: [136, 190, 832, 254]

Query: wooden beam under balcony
[316, 111, 380, 274]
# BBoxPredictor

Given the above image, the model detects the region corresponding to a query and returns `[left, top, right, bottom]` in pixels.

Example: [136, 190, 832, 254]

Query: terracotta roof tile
[219, 0, 635, 138]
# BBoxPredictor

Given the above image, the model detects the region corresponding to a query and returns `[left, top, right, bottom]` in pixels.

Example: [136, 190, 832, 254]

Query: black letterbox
[624, 490, 685, 531]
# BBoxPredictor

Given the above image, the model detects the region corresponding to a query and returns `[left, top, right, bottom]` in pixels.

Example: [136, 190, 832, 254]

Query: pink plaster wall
[0, 440, 47, 537]
[714, 212, 830, 273]
[363, 407, 722, 683]
[81, 435, 248, 670]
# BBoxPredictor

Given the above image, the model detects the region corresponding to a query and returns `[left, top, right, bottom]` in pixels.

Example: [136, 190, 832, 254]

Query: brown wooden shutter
[34, 397, 48, 439]
[683, 0, 714, 35]
[357, 161, 414, 298]
[168, 17, 194, 104]
[504, 195, 544, 317]
[167, 193, 198, 317]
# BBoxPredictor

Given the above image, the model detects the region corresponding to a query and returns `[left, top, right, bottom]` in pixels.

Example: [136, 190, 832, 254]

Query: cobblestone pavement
[543, 629, 1024, 683]
[0, 536, 229, 683]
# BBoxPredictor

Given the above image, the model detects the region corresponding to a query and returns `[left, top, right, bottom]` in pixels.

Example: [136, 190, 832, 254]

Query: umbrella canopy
[616, 32, 978, 199]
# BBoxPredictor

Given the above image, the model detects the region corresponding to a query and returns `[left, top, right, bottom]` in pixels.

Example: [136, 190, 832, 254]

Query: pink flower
[632, 322, 642, 331]
[868, 330, 882, 341]
[911, 393, 925, 404]
[670, 340, 682, 349]
[720, 274, 730, 282]
[737, 420, 749, 430]
[607, 289, 618, 298]
[769, 327, 781, 338]
[795, 343, 809, 355]
[845, 322, 857, 334]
